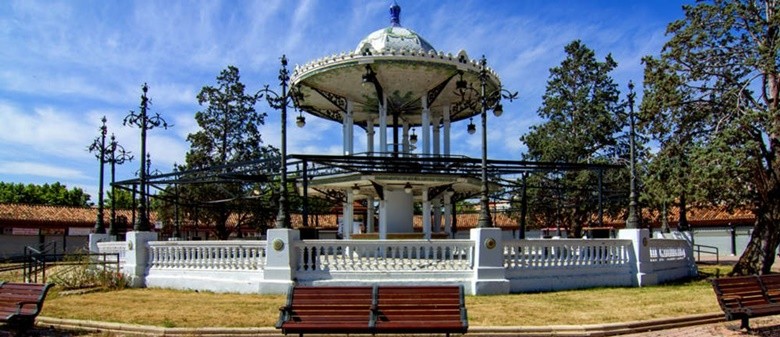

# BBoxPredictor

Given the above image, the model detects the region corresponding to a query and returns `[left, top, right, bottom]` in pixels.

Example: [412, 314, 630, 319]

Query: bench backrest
[711, 276, 769, 311]
[375, 286, 467, 325]
[282, 286, 374, 323]
[0, 282, 53, 317]
[759, 274, 780, 302]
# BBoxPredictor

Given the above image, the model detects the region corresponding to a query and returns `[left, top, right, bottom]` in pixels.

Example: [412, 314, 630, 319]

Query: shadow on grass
[0, 325, 100, 337]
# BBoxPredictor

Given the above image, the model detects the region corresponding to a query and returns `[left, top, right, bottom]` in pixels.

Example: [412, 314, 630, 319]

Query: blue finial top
[390, 1, 401, 27]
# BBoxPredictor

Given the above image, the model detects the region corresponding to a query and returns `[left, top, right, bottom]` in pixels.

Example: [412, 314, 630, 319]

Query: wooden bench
[277, 285, 468, 336]
[277, 286, 375, 336]
[0, 282, 54, 330]
[374, 285, 468, 336]
[711, 275, 780, 330]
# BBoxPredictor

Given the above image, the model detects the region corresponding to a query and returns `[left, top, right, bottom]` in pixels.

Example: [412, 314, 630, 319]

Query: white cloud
[0, 0, 686, 196]
[0, 161, 87, 180]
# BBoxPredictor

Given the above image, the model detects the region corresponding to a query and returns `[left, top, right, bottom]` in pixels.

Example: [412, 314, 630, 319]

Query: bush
[48, 253, 128, 290]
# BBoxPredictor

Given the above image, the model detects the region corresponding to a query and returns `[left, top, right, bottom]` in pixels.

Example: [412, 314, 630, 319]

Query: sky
[0, 0, 691, 202]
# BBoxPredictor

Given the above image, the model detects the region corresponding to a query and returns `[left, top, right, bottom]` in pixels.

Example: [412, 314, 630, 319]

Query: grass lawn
[31, 265, 730, 328]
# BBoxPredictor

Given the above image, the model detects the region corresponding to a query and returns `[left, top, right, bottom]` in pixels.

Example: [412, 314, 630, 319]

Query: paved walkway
[622, 316, 780, 337]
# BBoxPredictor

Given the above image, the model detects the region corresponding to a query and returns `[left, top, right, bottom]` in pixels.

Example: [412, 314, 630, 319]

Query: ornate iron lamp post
[258, 55, 301, 229]
[88, 116, 109, 234]
[457, 56, 517, 228]
[172, 164, 181, 239]
[107, 134, 132, 236]
[625, 81, 639, 229]
[124, 84, 168, 231]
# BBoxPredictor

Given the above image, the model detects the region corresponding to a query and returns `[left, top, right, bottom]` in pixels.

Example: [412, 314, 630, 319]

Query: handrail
[693, 243, 719, 264]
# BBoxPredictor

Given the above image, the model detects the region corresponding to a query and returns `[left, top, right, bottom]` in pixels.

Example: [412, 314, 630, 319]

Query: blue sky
[0, 0, 689, 201]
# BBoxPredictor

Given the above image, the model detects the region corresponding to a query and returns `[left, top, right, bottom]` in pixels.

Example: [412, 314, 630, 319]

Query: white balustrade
[147, 241, 267, 271]
[648, 239, 689, 262]
[503, 239, 632, 269]
[295, 240, 474, 272]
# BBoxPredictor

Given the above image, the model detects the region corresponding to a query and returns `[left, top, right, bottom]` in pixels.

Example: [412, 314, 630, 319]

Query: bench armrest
[276, 306, 293, 329]
[14, 301, 42, 315]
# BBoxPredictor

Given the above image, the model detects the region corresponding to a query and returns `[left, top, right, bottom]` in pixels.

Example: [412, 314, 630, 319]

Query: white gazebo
[291, 3, 501, 239]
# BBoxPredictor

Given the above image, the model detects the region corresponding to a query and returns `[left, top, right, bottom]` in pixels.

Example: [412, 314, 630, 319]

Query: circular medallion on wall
[485, 238, 497, 250]
[272, 239, 285, 251]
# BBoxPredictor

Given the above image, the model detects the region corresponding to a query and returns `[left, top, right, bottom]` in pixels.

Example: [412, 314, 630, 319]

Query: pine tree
[521, 40, 626, 236]
[182, 66, 278, 239]
[641, 0, 780, 275]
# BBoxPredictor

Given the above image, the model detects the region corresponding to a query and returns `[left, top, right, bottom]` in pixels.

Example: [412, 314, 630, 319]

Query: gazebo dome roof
[355, 3, 435, 54]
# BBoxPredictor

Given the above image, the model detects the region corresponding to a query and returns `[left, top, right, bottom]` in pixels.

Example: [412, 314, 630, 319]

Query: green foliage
[0, 181, 91, 206]
[186, 65, 275, 168]
[173, 66, 280, 239]
[106, 188, 136, 209]
[641, 0, 780, 274]
[520, 40, 629, 235]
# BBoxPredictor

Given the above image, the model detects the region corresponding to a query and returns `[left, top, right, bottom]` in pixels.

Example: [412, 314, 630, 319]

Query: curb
[36, 313, 726, 337]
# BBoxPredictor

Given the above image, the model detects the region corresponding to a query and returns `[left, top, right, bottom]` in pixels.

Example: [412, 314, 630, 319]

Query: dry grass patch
[39, 265, 732, 328]
[467, 283, 717, 326]
[44, 288, 286, 328]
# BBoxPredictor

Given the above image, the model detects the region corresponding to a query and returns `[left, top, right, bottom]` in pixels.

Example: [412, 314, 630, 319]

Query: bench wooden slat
[277, 286, 375, 335]
[373, 285, 468, 335]
[712, 275, 780, 330]
[277, 285, 468, 336]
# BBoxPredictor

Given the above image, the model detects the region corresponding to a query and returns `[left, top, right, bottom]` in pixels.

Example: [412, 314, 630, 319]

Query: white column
[347, 101, 354, 155]
[421, 97, 430, 156]
[341, 200, 350, 240]
[379, 98, 387, 156]
[346, 189, 354, 238]
[470, 228, 510, 295]
[341, 111, 348, 155]
[124, 231, 158, 287]
[433, 197, 442, 233]
[367, 118, 375, 156]
[432, 116, 441, 157]
[367, 199, 375, 233]
[422, 188, 431, 240]
[379, 199, 387, 240]
[443, 106, 451, 156]
[263, 228, 300, 293]
[444, 192, 453, 237]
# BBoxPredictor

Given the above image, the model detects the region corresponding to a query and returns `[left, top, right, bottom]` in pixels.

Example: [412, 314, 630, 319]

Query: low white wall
[97, 230, 698, 295]
[504, 239, 634, 292]
[144, 240, 269, 293]
[295, 239, 475, 291]
[648, 238, 698, 284]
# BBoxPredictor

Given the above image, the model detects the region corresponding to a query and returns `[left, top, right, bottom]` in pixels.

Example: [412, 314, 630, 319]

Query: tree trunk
[731, 180, 780, 276]
[215, 205, 230, 240]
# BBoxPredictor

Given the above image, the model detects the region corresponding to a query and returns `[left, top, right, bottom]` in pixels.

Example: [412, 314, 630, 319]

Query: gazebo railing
[294, 239, 474, 273]
[503, 239, 632, 269]
[147, 241, 267, 270]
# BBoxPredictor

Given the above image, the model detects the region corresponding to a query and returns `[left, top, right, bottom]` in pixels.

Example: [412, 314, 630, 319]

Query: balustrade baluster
[149, 247, 158, 268]
[222, 246, 227, 269]
[197, 246, 203, 268]
[318, 246, 327, 271]
[162, 247, 169, 268]
[183, 246, 190, 268]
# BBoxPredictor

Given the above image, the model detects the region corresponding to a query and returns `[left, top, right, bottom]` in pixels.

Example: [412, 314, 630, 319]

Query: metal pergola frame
[112, 154, 623, 235]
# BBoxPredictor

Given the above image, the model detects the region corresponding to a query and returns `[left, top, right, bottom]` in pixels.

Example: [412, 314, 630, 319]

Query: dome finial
[390, 1, 401, 27]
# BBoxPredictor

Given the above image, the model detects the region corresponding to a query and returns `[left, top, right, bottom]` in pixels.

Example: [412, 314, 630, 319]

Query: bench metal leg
[741, 317, 750, 331]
